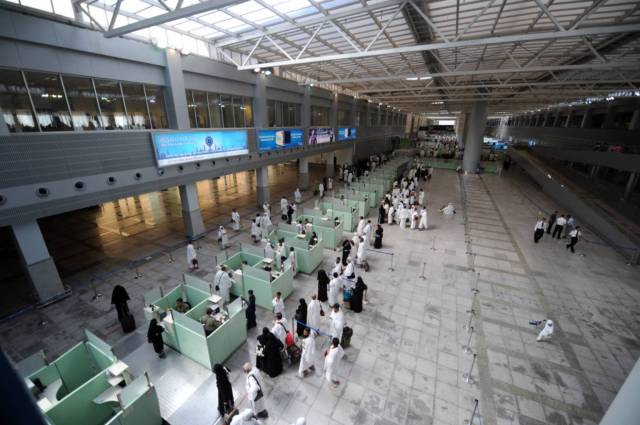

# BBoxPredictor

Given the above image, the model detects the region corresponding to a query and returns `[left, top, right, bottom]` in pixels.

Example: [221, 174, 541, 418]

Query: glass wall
[185, 89, 253, 128]
[0, 67, 168, 132]
[0, 69, 38, 132]
[311, 105, 330, 126]
[24, 72, 72, 131]
[338, 108, 352, 126]
[266, 100, 300, 127]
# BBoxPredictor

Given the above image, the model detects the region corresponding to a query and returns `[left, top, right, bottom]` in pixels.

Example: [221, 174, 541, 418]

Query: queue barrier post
[419, 262, 427, 280]
[463, 354, 477, 384]
[464, 398, 479, 425]
[462, 326, 474, 355]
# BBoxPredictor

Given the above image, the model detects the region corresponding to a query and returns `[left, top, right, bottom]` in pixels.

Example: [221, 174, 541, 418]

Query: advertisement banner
[152, 130, 248, 167]
[308, 127, 335, 145]
[338, 127, 357, 141]
[258, 128, 304, 151]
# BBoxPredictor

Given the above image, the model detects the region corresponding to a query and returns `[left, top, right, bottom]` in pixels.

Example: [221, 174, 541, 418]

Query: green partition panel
[86, 344, 115, 373]
[53, 343, 94, 394]
[207, 298, 247, 367]
[271, 265, 294, 301]
[183, 274, 210, 294]
[28, 364, 62, 390]
[185, 298, 210, 321]
[222, 252, 243, 270]
[173, 312, 210, 370]
[15, 350, 46, 377]
[184, 285, 210, 309]
[118, 385, 162, 425]
[240, 243, 267, 260]
[152, 286, 182, 310]
[292, 238, 323, 274]
[45, 372, 113, 425]
[241, 265, 273, 309]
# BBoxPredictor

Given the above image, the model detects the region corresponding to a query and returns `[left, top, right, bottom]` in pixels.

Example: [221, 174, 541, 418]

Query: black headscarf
[111, 284, 130, 305]
[147, 319, 159, 339]
[317, 269, 329, 285]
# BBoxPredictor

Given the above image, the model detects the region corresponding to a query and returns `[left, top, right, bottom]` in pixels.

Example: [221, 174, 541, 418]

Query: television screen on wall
[338, 127, 357, 141]
[308, 127, 335, 145]
[152, 130, 248, 167]
[258, 128, 304, 151]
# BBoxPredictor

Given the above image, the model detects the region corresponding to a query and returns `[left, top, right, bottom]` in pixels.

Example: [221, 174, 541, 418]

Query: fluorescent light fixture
[264, 70, 272, 76]
[309, 83, 314, 87]
[253, 67, 260, 73]
[405, 77, 419, 81]
[419, 76, 432, 80]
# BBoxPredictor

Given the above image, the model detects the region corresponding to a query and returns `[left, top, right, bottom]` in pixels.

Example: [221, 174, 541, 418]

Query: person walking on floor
[547, 211, 557, 234]
[111, 284, 130, 322]
[256, 327, 283, 378]
[323, 338, 344, 389]
[187, 242, 198, 270]
[243, 363, 268, 419]
[298, 328, 316, 378]
[534, 218, 546, 243]
[295, 298, 308, 337]
[214, 363, 234, 418]
[553, 214, 566, 239]
[246, 290, 257, 329]
[317, 270, 329, 303]
[564, 215, 575, 239]
[147, 319, 165, 358]
[566, 226, 582, 253]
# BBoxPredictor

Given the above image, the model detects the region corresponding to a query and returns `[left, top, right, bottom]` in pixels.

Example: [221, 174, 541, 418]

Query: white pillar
[179, 182, 205, 238]
[462, 101, 488, 173]
[253, 74, 268, 128]
[256, 166, 270, 207]
[11, 221, 65, 302]
[298, 157, 309, 190]
[301, 87, 311, 128]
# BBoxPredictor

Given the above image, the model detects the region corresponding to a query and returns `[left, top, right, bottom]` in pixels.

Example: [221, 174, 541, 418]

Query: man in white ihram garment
[280, 197, 288, 216]
[298, 328, 316, 378]
[328, 273, 342, 306]
[410, 208, 419, 230]
[362, 220, 372, 246]
[294, 188, 302, 204]
[218, 225, 229, 248]
[356, 237, 367, 266]
[215, 265, 232, 303]
[419, 208, 428, 230]
[187, 241, 197, 270]
[250, 219, 260, 242]
[536, 320, 554, 342]
[261, 212, 272, 234]
[307, 294, 322, 331]
[263, 202, 270, 218]
[387, 205, 395, 225]
[264, 240, 275, 261]
[329, 304, 345, 341]
[324, 338, 344, 389]
[441, 202, 455, 216]
[318, 182, 324, 198]
[231, 208, 240, 231]
[243, 363, 268, 419]
[356, 217, 366, 237]
[398, 204, 408, 229]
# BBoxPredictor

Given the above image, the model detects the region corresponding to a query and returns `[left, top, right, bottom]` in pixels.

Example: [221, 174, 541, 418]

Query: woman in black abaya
[317, 270, 329, 302]
[213, 363, 234, 417]
[256, 328, 283, 378]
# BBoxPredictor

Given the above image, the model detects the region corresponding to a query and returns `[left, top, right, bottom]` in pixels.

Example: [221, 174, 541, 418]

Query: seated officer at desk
[309, 232, 319, 246]
[175, 298, 191, 313]
[200, 308, 219, 336]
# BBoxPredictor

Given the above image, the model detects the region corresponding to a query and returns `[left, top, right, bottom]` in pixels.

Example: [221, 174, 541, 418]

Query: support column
[325, 151, 335, 177]
[565, 109, 573, 128]
[629, 106, 640, 131]
[602, 105, 616, 129]
[253, 74, 268, 128]
[0, 106, 8, 134]
[301, 86, 311, 128]
[552, 110, 561, 127]
[179, 183, 205, 238]
[458, 112, 469, 147]
[581, 108, 592, 128]
[11, 221, 65, 302]
[589, 165, 600, 179]
[164, 49, 190, 130]
[298, 157, 309, 190]
[623, 172, 638, 201]
[462, 101, 488, 173]
[330, 93, 338, 129]
[256, 166, 270, 208]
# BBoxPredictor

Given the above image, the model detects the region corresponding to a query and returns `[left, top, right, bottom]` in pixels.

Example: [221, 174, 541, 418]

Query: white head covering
[295, 419, 306, 425]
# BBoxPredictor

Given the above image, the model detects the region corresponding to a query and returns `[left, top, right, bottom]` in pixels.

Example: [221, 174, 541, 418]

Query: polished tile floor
[0, 162, 326, 316]
[1, 159, 639, 425]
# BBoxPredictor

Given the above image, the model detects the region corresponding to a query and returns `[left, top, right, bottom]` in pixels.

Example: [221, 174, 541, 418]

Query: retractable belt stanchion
[419, 262, 426, 280]
[462, 326, 474, 355]
[463, 353, 477, 384]
[464, 398, 479, 425]
[463, 309, 475, 332]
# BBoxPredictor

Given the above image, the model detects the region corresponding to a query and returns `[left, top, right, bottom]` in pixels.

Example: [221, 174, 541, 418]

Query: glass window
[186, 90, 197, 128]
[243, 97, 253, 127]
[311, 105, 329, 126]
[285, 102, 300, 126]
[208, 93, 222, 128]
[193, 91, 210, 128]
[220, 95, 234, 127]
[232, 96, 244, 128]
[24, 71, 72, 131]
[95, 79, 127, 129]
[63, 76, 101, 130]
[267, 99, 276, 127]
[0, 69, 38, 132]
[338, 109, 352, 126]
[144, 84, 168, 129]
[121, 83, 150, 129]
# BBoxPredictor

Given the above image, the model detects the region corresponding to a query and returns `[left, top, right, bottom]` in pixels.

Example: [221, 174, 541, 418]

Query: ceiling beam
[357, 80, 635, 93]
[240, 23, 640, 70]
[103, 0, 247, 38]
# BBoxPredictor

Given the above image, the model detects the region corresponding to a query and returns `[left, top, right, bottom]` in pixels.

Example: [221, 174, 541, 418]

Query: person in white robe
[294, 188, 302, 204]
[342, 169, 348, 182]
[231, 209, 240, 231]
[230, 409, 260, 425]
[318, 182, 324, 198]
[296, 220, 304, 235]
[418, 208, 428, 230]
[264, 240, 275, 261]
[441, 202, 456, 215]
[271, 313, 287, 346]
[280, 197, 289, 216]
[410, 208, 419, 230]
[356, 237, 367, 264]
[305, 220, 313, 235]
[342, 257, 355, 280]
[289, 247, 297, 276]
[243, 363, 267, 418]
[298, 328, 316, 378]
[362, 220, 372, 245]
[251, 219, 260, 242]
[356, 217, 366, 237]
[323, 338, 344, 388]
[187, 242, 197, 270]
[331, 258, 343, 277]
[398, 205, 408, 229]
[215, 266, 232, 303]
[263, 202, 271, 218]
[328, 273, 342, 307]
[329, 304, 345, 341]
[387, 205, 395, 225]
[261, 213, 273, 234]
[418, 189, 425, 206]
[218, 226, 229, 248]
[327, 177, 333, 191]
[536, 320, 554, 342]
[272, 293, 285, 318]
[347, 172, 353, 185]
[307, 294, 322, 331]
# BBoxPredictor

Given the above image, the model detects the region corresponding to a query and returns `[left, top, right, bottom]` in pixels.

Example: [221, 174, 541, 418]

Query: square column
[623, 172, 638, 201]
[164, 49, 190, 130]
[298, 157, 309, 190]
[179, 182, 205, 238]
[462, 101, 488, 173]
[581, 108, 592, 128]
[256, 167, 270, 207]
[11, 221, 65, 302]
[253, 74, 268, 128]
[325, 152, 335, 177]
[301, 87, 311, 128]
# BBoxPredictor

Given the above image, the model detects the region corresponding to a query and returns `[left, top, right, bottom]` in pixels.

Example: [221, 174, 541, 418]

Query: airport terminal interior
[0, 1, 639, 425]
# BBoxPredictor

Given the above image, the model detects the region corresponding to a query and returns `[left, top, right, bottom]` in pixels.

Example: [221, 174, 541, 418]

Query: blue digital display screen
[338, 127, 357, 141]
[152, 130, 249, 167]
[308, 127, 335, 145]
[257, 128, 304, 152]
